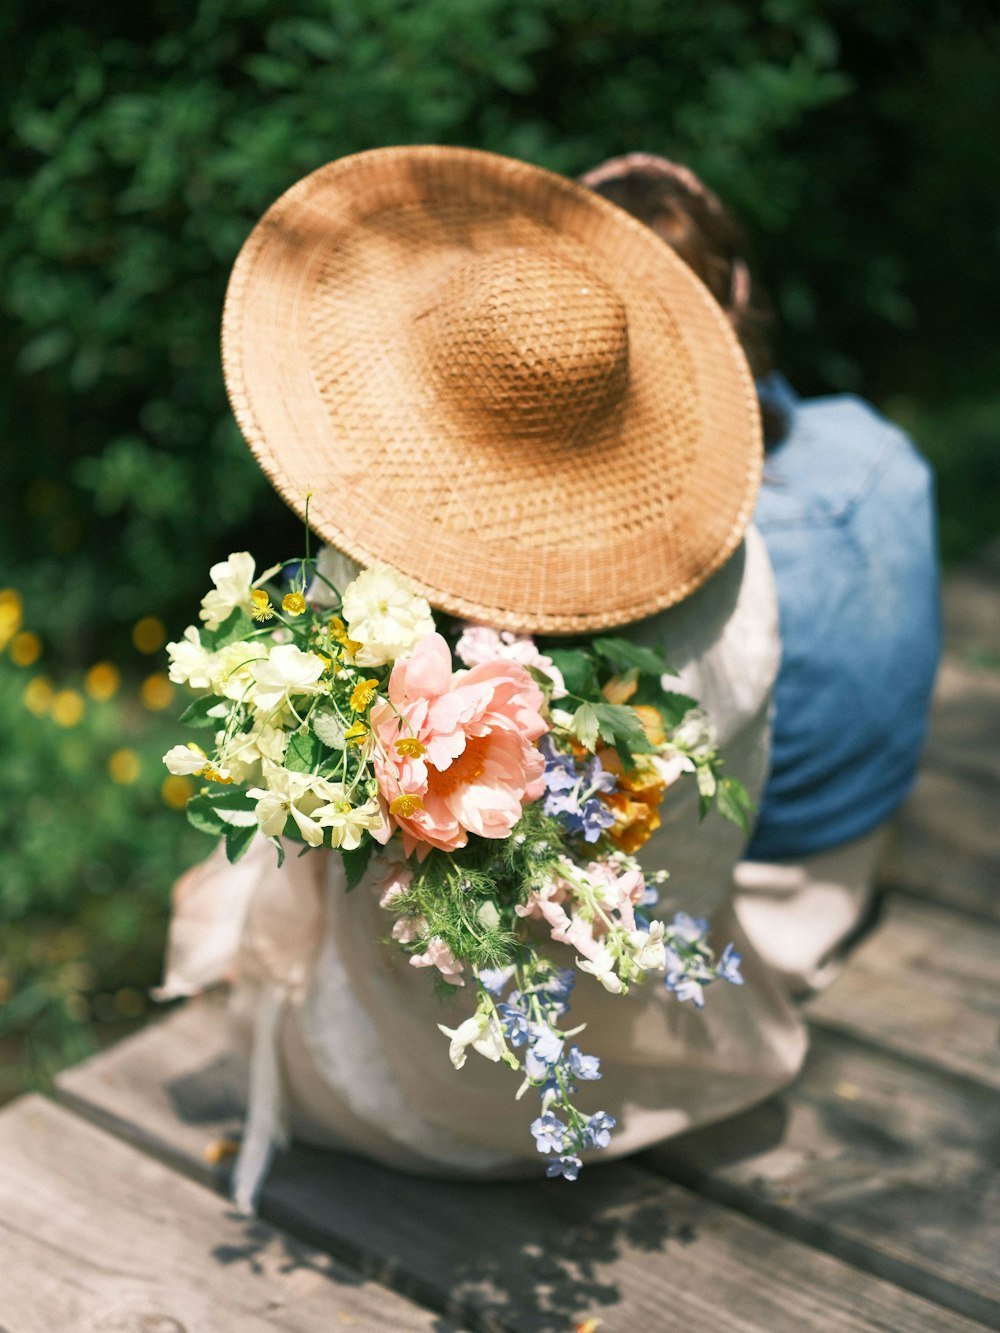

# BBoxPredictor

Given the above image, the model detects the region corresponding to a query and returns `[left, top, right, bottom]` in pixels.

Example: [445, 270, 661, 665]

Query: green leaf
[285, 729, 323, 773]
[201, 607, 257, 651]
[717, 775, 756, 837]
[571, 702, 599, 750]
[225, 822, 257, 863]
[179, 695, 224, 729]
[184, 793, 227, 836]
[270, 837, 286, 869]
[546, 648, 599, 699]
[342, 839, 373, 891]
[592, 637, 672, 678]
[591, 702, 656, 764]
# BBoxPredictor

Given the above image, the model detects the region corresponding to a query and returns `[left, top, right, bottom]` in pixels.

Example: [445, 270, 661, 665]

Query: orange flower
[602, 674, 638, 705]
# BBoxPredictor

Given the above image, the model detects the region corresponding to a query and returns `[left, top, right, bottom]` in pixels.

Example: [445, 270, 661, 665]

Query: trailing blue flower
[717, 942, 744, 986]
[497, 1001, 530, 1046]
[581, 1111, 616, 1149]
[531, 1112, 567, 1154]
[546, 1154, 582, 1181]
[567, 1045, 601, 1081]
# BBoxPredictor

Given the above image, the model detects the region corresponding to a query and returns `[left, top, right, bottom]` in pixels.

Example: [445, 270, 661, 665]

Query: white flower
[577, 945, 623, 994]
[313, 785, 387, 851]
[219, 723, 288, 784]
[341, 564, 434, 667]
[308, 545, 362, 610]
[246, 764, 332, 846]
[438, 1011, 505, 1069]
[410, 936, 465, 986]
[626, 919, 667, 972]
[392, 915, 426, 944]
[250, 644, 327, 716]
[163, 743, 208, 776]
[199, 552, 258, 630]
[652, 752, 696, 786]
[455, 624, 566, 697]
[211, 638, 270, 702]
[670, 707, 717, 759]
[166, 626, 215, 692]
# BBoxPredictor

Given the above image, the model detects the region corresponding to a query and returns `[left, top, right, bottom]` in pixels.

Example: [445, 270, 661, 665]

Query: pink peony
[370, 633, 547, 857]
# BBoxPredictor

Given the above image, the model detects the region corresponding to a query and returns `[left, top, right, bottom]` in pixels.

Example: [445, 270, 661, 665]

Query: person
[580, 153, 941, 994]
[158, 145, 808, 1208]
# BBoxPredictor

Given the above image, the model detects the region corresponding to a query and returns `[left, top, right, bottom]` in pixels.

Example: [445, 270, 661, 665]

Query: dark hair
[580, 154, 786, 446]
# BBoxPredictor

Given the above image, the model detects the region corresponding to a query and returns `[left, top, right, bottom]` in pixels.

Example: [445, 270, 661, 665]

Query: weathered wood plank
[0, 1095, 457, 1333]
[919, 657, 1000, 786]
[649, 1026, 1000, 1328]
[807, 894, 1000, 1090]
[57, 1000, 989, 1333]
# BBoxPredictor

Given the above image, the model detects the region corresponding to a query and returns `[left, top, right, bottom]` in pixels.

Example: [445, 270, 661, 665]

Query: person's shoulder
[756, 383, 932, 530]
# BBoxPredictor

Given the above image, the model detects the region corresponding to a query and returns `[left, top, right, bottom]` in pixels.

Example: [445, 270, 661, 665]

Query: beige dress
[158, 528, 808, 1208]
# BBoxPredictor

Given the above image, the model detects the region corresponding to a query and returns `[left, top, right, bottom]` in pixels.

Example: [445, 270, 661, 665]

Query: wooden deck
[2, 557, 998, 1332]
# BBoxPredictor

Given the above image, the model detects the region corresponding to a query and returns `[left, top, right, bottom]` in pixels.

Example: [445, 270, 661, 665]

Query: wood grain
[0, 1095, 457, 1333]
[808, 894, 1000, 1090]
[57, 1000, 990, 1333]
[649, 1026, 1000, 1328]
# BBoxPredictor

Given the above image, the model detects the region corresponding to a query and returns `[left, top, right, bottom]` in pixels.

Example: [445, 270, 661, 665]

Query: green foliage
[0, 650, 211, 1098]
[4, 0, 996, 679]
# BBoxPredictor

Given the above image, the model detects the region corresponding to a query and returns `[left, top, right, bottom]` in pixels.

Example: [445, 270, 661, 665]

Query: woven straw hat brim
[223, 145, 762, 634]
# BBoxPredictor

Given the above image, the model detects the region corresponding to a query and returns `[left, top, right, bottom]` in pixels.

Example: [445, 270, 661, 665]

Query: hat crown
[417, 249, 629, 436]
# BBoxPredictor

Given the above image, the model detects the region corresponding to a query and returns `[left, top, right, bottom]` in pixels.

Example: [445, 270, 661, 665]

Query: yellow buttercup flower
[251, 588, 274, 622]
[329, 616, 363, 657]
[394, 737, 426, 758]
[389, 793, 423, 818]
[343, 721, 368, 747]
[282, 591, 307, 616]
[349, 677, 380, 712]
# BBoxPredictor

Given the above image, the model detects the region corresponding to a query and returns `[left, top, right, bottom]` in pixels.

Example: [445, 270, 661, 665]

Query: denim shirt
[746, 375, 941, 862]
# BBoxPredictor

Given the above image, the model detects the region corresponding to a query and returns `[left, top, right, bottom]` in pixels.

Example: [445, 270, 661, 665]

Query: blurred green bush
[1, 1, 997, 1088]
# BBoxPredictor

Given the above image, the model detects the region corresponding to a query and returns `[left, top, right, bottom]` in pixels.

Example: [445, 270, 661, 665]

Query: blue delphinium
[567, 1046, 601, 1081]
[582, 1111, 616, 1149]
[540, 742, 618, 843]
[717, 943, 744, 985]
[531, 1112, 567, 1154]
[546, 1154, 583, 1181]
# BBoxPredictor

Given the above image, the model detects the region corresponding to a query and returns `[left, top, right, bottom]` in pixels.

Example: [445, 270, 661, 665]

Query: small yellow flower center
[389, 793, 423, 818]
[394, 737, 426, 758]
[198, 765, 234, 785]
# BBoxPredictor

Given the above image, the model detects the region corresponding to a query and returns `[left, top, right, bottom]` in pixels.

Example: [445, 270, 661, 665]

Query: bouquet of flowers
[163, 539, 753, 1181]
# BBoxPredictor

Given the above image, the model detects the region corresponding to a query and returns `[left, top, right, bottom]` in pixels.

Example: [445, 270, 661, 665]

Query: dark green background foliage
[1, 1, 998, 1089]
[3, 0, 999, 661]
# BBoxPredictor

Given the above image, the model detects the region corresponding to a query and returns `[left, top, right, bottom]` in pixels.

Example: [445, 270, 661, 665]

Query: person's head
[579, 153, 777, 406]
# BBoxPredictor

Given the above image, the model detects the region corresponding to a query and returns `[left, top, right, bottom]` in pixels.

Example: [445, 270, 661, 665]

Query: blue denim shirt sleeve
[745, 375, 941, 862]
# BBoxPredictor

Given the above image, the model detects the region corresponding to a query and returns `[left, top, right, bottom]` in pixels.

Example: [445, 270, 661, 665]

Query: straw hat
[222, 145, 762, 634]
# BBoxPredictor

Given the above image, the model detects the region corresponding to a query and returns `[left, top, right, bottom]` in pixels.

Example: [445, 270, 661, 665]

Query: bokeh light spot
[108, 748, 142, 785]
[141, 672, 174, 711]
[132, 616, 166, 654]
[51, 689, 85, 727]
[23, 676, 54, 716]
[10, 631, 42, 666]
[85, 661, 121, 701]
[161, 774, 193, 809]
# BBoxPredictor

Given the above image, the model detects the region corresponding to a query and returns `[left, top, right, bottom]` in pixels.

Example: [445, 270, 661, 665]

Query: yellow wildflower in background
[108, 748, 142, 785]
[23, 676, 54, 716]
[161, 775, 194, 809]
[0, 589, 22, 649]
[140, 673, 174, 711]
[85, 661, 120, 701]
[132, 616, 166, 654]
[10, 631, 42, 667]
[282, 591, 307, 616]
[395, 737, 426, 758]
[349, 677, 380, 712]
[51, 689, 85, 727]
